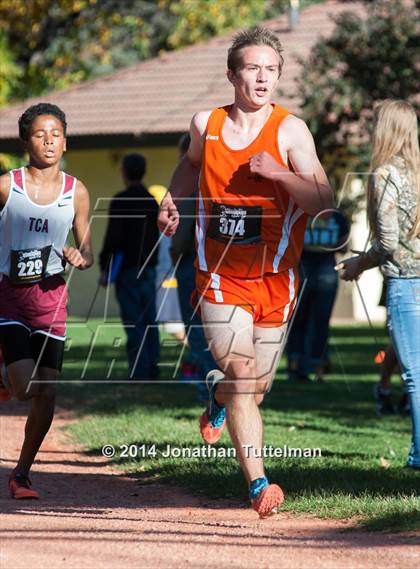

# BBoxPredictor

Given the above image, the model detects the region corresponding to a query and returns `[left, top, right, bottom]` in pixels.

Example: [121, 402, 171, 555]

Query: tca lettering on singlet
[29, 217, 49, 233]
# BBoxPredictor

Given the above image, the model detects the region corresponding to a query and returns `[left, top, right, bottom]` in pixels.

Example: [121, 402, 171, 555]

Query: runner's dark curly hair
[19, 103, 67, 141]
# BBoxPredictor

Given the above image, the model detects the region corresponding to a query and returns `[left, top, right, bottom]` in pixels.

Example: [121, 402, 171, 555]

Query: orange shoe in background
[9, 474, 39, 499]
[374, 350, 386, 364]
[199, 409, 226, 444]
[199, 370, 226, 444]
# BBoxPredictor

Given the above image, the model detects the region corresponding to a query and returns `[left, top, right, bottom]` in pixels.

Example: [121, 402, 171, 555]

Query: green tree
[0, 31, 23, 170]
[297, 0, 419, 193]
[0, 32, 22, 107]
[164, 0, 270, 48]
[0, 0, 289, 102]
[0, 0, 157, 97]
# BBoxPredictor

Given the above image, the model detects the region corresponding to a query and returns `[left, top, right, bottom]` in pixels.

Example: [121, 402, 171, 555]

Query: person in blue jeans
[99, 154, 160, 380]
[337, 100, 420, 469]
[171, 133, 217, 401]
[287, 210, 349, 382]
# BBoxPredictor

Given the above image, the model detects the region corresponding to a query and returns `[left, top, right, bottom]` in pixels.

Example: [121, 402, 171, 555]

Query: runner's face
[228, 45, 280, 109]
[26, 115, 66, 167]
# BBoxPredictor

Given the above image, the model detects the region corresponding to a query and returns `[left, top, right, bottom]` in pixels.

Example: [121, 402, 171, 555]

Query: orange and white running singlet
[195, 104, 307, 278]
[194, 104, 307, 325]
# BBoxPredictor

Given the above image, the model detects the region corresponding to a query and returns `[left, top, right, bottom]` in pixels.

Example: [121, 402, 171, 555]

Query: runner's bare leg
[202, 301, 287, 484]
[7, 361, 57, 475]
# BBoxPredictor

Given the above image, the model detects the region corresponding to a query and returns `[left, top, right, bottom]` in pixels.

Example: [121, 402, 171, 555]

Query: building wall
[331, 177, 385, 324]
[350, 206, 386, 324]
[64, 146, 179, 319]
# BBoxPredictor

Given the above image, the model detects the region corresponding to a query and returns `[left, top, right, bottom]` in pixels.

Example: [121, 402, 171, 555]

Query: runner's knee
[37, 368, 59, 396]
[7, 362, 39, 400]
[255, 393, 264, 406]
[12, 378, 39, 401]
[254, 380, 269, 406]
[224, 357, 256, 379]
[217, 362, 257, 402]
[9, 365, 58, 400]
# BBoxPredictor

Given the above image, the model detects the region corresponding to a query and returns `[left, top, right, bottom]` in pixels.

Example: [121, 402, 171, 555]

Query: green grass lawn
[60, 320, 419, 532]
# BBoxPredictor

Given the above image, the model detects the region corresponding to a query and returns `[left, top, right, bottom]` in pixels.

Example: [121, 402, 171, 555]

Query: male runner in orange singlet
[158, 28, 333, 517]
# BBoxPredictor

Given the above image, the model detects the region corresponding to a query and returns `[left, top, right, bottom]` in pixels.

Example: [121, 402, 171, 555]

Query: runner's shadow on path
[0, 456, 107, 468]
[1, 458, 419, 551]
[0, 463, 228, 518]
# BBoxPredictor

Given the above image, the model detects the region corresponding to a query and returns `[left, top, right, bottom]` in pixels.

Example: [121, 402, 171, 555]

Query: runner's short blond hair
[227, 27, 284, 77]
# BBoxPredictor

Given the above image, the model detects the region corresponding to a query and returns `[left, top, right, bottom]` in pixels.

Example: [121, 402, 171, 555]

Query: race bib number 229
[9, 245, 51, 284]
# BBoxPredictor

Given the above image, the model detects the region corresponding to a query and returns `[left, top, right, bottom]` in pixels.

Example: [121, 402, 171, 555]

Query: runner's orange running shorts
[194, 268, 299, 327]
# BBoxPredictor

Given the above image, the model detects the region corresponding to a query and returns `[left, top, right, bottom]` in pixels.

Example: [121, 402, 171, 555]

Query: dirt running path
[0, 401, 419, 569]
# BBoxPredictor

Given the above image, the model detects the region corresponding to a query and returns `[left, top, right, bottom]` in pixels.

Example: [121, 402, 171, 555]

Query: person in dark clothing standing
[99, 154, 160, 380]
[171, 134, 218, 401]
[286, 210, 349, 383]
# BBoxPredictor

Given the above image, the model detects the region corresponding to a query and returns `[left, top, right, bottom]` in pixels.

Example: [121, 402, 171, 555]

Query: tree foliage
[297, 0, 419, 192]
[0, 32, 22, 107]
[163, 0, 268, 48]
[0, 0, 288, 105]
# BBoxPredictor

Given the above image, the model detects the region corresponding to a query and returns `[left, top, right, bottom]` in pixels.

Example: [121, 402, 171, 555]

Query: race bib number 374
[9, 245, 52, 284]
[208, 202, 262, 244]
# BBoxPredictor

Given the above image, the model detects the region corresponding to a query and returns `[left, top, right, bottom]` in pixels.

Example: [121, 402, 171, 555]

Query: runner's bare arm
[65, 180, 93, 269]
[249, 116, 334, 215]
[0, 173, 11, 210]
[157, 110, 211, 235]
